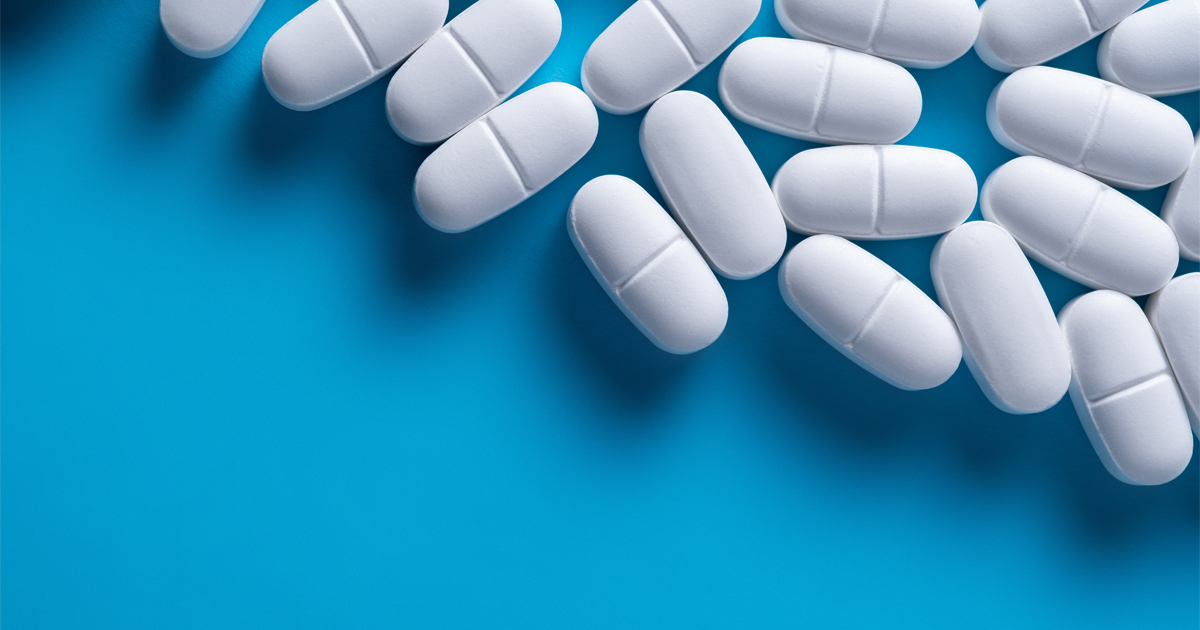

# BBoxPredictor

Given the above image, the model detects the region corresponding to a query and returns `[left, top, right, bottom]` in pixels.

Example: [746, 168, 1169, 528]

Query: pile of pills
[161, 0, 1199, 485]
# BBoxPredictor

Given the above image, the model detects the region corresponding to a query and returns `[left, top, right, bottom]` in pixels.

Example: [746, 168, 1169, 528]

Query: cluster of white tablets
[161, 0, 1198, 485]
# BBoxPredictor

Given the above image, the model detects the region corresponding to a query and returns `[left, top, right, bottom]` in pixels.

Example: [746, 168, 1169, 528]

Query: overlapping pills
[1145, 273, 1200, 437]
[1059, 290, 1194, 486]
[775, 0, 981, 69]
[1161, 133, 1200, 261]
[160, 0, 265, 58]
[975, 0, 1148, 73]
[1098, 0, 1200, 97]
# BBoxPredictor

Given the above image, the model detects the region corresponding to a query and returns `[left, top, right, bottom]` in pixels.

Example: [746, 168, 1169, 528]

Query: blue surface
[3, 0, 1198, 627]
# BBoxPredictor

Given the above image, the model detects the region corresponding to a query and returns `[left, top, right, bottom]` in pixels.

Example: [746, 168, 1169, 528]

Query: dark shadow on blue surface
[140, 28, 225, 120]
[0, 0, 81, 53]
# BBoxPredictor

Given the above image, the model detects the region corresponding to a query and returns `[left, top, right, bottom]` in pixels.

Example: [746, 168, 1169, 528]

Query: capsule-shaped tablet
[773, 145, 977, 239]
[1059, 290, 1193, 486]
[931, 222, 1071, 414]
[1146, 273, 1200, 437]
[262, 0, 448, 111]
[780, 236, 962, 390]
[640, 91, 786, 280]
[775, 0, 981, 69]
[974, 0, 1148, 73]
[1161, 133, 1200, 262]
[981, 157, 1178, 296]
[386, 0, 562, 145]
[987, 66, 1193, 190]
[718, 38, 922, 145]
[1098, 0, 1200, 97]
[161, 0, 265, 58]
[568, 176, 729, 354]
[414, 82, 597, 233]
[580, 0, 760, 115]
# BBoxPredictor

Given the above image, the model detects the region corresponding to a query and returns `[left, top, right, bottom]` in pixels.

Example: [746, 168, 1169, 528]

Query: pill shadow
[140, 27, 224, 121]
[0, 0, 82, 53]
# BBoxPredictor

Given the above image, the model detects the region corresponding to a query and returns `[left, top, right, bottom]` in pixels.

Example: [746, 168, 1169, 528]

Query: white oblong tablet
[640, 91, 787, 280]
[779, 235, 962, 390]
[974, 0, 1148, 73]
[773, 145, 977, 239]
[568, 176, 729, 354]
[385, 0, 562, 145]
[931, 221, 1071, 414]
[718, 38, 922, 145]
[1161, 133, 1200, 262]
[775, 0, 981, 69]
[414, 82, 598, 233]
[1098, 0, 1200, 97]
[981, 157, 1178, 296]
[161, 0, 265, 58]
[987, 66, 1193, 191]
[580, 0, 761, 115]
[1146, 273, 1200, 437]
[262, 0, 448, 111]
[1059, 290, 1194, 486]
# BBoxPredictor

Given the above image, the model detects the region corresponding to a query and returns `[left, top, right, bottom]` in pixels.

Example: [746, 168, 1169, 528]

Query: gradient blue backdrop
[3, 0, 1198, 627]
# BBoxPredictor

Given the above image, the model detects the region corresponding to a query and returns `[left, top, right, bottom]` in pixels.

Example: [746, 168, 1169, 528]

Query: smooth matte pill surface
[975, 0, 1148, 72]
[581, 0, 760, 115]
[780, 235, 962, 390]
[1145, 273, 1200, 436]
[775, 0, 981, 69]
[386, 0, 562, 145]
[640, 91, 786, 280]
[1098, 0, 1200, 97]
[719, 38, 922, 145]
[1161, 133, 1200, 261]
[1059, 290, 1193, 486]
[568, 176, 729, 354]
[414, 82, 597, 233]
[773, 145, 977, 239]
[161, 0, 265, 58]
[981, 157, 1178, 296]
[931, 221, 1071, 414]
[987, 66, 1193, 190]
[262, 0, 448, 111]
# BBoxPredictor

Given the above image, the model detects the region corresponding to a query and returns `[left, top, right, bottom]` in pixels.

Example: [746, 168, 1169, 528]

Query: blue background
[3, 0, 1198, 627]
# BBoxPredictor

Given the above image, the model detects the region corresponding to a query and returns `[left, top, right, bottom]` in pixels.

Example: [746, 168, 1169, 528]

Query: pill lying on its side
[974, 0, 1148, 73]
[1145, 273, 1200, 437]
[1098, 0, 1200, 97]
[780, 235, 962, 391]
[773, 145, 977, 239]
[161, 0, 265, 58]
[386, 0, 562, 145]
[719, 38, 922, 145]
[775, 0, 981, 69]
[262, 0, 448, 111]
[932, 221, 1071, 414]
[1059, 290, 1193, 486]
[641, 91, 787, 280]
[981, 157, 1178, 297]
[569, 176, 729, 354]
[581, 0, 760, 115]
[414, 82, 598, 233]
[987, 66, 1193, 191]
[1161, 133, 1200, 262]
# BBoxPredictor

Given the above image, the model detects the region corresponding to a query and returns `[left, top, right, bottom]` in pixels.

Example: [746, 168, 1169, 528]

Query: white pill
[161, 0, 265, 58]
[974, 0, 1148, 73]
[1161, 133, 1200, 262]
[1058, 290, 1193, 486]
[779, 235, 962, 390]
[775, 0, 981, 69]
[568, 176, 729, 354]
[385, 0, 562, 145]
[414, 82, 597, 233]
[981, 157, 1178, 296]
[931, 221, 1072, 414]
[1146, 273, 1200, 437]
[987, 66, 1194, 190]
[640, 91, 786, 280]
[580, 0, 760, 115]
[1098, 0, 1200, 97]
[262, 0, 448, 111]
[718, 38, 922, 145]
[773, 145, 977, 239]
